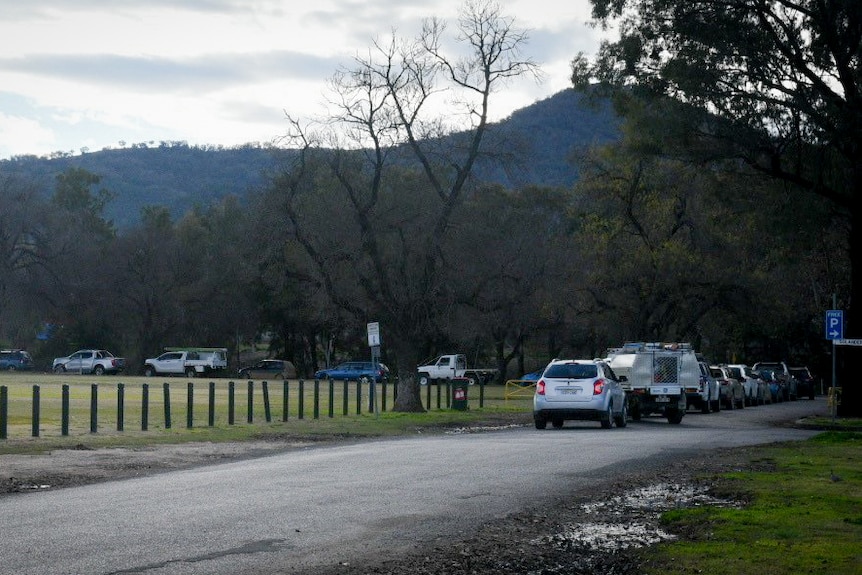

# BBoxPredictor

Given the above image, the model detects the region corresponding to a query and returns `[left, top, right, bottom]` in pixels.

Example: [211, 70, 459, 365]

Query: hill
[0, 89, 618, 229]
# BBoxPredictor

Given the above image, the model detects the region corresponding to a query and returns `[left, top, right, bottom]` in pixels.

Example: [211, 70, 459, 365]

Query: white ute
[416, 354, 498, 385]
[605, 342, 699, 424]
[144, 347, 228, 378]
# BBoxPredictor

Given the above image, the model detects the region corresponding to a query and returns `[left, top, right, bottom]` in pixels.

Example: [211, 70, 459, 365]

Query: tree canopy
[574, 0, 860, 412]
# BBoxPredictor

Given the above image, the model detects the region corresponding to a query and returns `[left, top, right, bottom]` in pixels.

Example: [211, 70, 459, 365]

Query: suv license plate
[559, 387, 582, 395]
[655, 395, 670, 402]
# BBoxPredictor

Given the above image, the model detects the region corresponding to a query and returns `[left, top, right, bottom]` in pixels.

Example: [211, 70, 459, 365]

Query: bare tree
[271, 0, 540, 411]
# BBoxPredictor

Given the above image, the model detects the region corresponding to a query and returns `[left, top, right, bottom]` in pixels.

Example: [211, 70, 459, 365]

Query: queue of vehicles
[4, 342, 822, 426]
[529, 342, 820, 429]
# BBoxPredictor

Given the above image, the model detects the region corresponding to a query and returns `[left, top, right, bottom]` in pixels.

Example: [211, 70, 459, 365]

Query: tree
[0, 174, 49, 346]
[574, 0, 860, 413]
[271, 0, 539, 411]
[52, 167, 116, 240]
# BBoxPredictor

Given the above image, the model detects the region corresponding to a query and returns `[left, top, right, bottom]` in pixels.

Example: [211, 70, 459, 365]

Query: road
[0, 399, 827, 575]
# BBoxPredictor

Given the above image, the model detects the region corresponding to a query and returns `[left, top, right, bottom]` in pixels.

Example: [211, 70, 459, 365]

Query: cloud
[0, 112, 57, 156]
[0, 1, 604, 159]
[0, 51, 345, 96]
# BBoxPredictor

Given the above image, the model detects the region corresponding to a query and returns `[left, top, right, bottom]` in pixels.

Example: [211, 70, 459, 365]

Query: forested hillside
[0, 89, 618, 229]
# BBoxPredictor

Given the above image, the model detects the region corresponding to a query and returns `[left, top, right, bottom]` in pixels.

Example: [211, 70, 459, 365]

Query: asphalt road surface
[0, 399, 827, 575]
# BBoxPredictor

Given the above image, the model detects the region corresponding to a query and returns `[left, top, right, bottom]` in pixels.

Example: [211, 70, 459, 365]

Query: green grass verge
[643, 431, 862, 575]
[0, 373, 532, 454]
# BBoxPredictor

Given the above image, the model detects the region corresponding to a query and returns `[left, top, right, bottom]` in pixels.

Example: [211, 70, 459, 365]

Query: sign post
[367, 322, 381, 416]
[826, 303, 843, 421]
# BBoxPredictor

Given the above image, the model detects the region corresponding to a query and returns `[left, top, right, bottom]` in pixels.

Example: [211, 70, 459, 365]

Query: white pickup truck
[416, 354, 498, 385]
[143, 348, 228, 378]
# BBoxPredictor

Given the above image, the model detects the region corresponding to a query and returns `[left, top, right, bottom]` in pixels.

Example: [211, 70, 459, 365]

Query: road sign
[366, 322, 381, 347]
[825, 310, 844, 340]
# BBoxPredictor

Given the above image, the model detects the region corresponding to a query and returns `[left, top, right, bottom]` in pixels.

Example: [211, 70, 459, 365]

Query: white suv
[533, 359, 628, 429]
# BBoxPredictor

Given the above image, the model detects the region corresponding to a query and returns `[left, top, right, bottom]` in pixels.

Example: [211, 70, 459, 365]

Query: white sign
[834, 338, 862, 346]
[367, 322, 381, 347]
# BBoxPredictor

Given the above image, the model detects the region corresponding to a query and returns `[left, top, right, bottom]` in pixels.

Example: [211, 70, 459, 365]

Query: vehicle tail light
[537, 379, 546, 395]
[593, 379, 605, 395]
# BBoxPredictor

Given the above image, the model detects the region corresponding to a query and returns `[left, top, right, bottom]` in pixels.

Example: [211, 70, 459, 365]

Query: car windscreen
[543, 363, 598, 379]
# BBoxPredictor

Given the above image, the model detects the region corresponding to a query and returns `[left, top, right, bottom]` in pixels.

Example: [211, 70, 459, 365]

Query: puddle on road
[535, 482, 740, 553]
[444, 424, 524, 434]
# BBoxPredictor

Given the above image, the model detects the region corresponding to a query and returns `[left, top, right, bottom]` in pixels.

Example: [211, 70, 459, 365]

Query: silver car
[533, 359, 628, 429]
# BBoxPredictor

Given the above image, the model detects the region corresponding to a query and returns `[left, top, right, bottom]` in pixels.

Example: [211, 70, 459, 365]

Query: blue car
[519, 369, 545, 382]
[0, 349, 34, 371]
[315, 361, 389, 383]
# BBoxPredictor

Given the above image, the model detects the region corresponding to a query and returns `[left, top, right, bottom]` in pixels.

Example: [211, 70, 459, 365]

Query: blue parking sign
[825, 310, 843, 340]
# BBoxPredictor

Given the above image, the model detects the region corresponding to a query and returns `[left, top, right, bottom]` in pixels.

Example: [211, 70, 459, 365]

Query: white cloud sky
[0, 0, 605, 159]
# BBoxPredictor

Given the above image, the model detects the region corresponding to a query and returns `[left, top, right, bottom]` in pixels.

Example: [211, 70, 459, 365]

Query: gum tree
[270, 0, 539, 411]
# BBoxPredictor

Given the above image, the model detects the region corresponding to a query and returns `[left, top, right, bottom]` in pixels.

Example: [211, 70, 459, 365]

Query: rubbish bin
[451, 377, 470, 411]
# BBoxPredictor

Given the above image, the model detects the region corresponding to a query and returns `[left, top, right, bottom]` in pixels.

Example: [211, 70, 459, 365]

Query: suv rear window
[544, 363, 598, 379]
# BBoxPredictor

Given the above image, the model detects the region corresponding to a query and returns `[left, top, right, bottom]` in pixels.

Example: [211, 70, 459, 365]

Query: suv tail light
[593, 379, 605, 395]
[537, 379, 546, 395]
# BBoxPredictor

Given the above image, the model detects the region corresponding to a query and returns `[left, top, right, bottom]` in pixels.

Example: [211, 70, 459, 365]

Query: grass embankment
[644, 431, 862, 575]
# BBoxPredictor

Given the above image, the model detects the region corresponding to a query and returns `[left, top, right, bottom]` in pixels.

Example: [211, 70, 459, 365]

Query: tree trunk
[391, 340, 425, 412]
[837, 197, 862, 416]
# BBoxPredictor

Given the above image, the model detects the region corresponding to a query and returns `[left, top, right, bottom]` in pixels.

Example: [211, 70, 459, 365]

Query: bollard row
[0, 378, 483, 439]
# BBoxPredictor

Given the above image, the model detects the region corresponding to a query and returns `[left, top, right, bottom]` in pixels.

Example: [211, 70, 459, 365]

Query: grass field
[644, 431, 862, 575]
[0, 372, 532, 443]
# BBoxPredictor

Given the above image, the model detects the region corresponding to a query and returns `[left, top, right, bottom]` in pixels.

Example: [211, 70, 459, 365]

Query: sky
[0, 0, 607, 160]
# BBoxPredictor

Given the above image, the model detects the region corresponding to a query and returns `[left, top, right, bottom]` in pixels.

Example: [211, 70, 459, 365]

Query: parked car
[238, 359, 297, 380]
[710, 365, 745, 409]
[689, 361, 720, 413]
[518, 368, 545, 382]
[533, 359, 628, 429]
[756, 369, 783, 403]
[52, 349, 125, 375]
[0, 349, 34, 371]
[315, 361, 389, 383]
[788, 366, 817, 400]
[752, 361, 797, 400]
[725, 364, 766, 406]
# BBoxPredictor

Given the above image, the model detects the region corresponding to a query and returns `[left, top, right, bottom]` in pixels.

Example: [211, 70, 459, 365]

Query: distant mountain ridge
[0, 89, 618, 229]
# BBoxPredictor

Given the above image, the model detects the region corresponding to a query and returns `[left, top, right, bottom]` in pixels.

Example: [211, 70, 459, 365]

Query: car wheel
[551, 418, 564, 429]
[144, 366, 155, 377]
[630, 398, 642, 421]
[614, 401, 628, 428]
[185, 368, 197, 378]
[666, 408, 684, 424]
[418, 372, 430, 386]
[53, 365, 66, 374]
[359, 376, 372, 385]
[600, 405, 613, 429]
[534, 416, 547, 430]
[94, 365, 105, 376]
[700, 399, 710, 414]
[275, 373, 284, 380]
